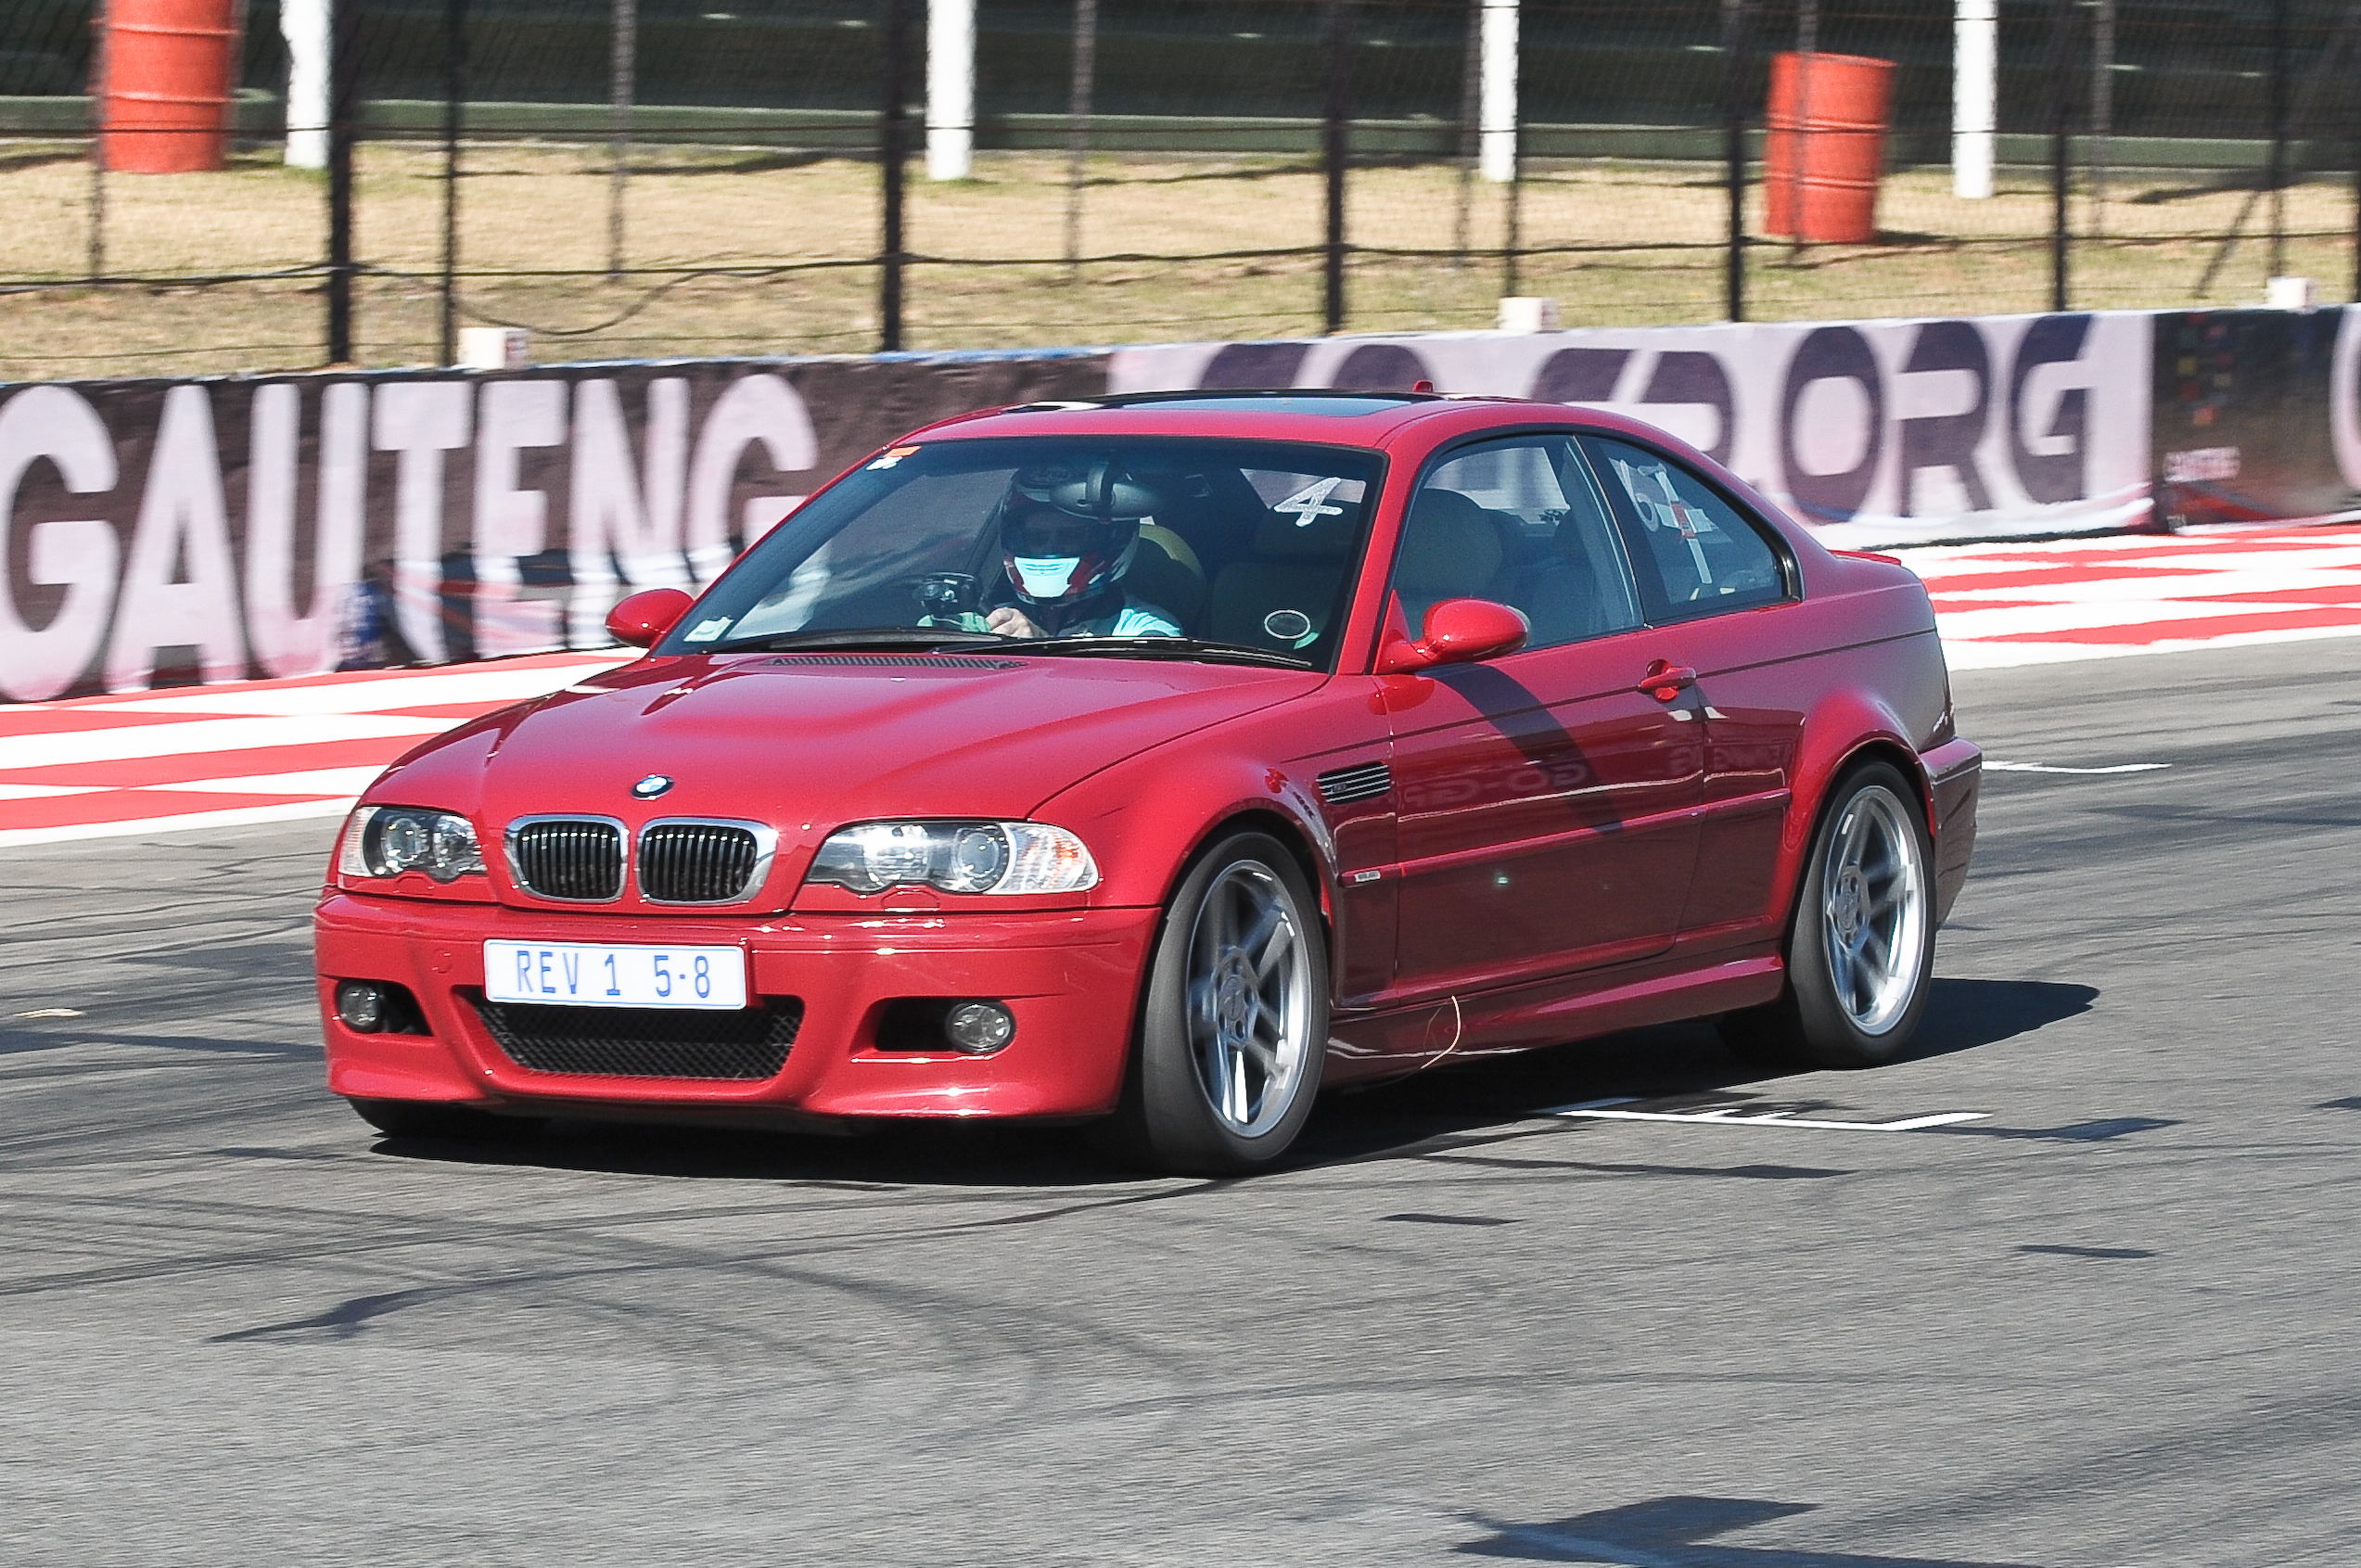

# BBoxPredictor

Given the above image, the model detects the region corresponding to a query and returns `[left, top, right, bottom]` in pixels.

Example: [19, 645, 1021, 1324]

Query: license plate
[483, 941, 748, 1010]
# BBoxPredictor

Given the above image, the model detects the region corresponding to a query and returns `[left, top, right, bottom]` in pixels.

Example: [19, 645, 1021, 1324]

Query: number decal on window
[1273, 476, 1346, 529]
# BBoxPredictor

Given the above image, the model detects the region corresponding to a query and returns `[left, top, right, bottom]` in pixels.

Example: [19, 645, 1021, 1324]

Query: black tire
[1101, 832, 1331, 1176]
[347, 1097, 545, 1142]
[1719, 761, 1937, 1071]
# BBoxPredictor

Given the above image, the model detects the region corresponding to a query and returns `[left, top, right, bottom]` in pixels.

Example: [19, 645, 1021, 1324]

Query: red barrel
[1763, 51, 1894, 245]
[98, 0, 239, 173]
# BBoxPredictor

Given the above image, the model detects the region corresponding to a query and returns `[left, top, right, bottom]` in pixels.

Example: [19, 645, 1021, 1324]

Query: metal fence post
[325, 0, 357, 363]
[610, 0, 635, 281]
[881, 0, 911, 351]
[1452, 0, 1479, 268]
[86, 6, 108, 282]
[2267, 0, 2288, 278]
[440, 0, 466, 366]
[2048, 0, 2074, 312]
[1321, 0, 1352, 336]
[1064, 0, 1096, 279]
[1723, 0, 1751, 322]
[1502, 121, 1521, 299]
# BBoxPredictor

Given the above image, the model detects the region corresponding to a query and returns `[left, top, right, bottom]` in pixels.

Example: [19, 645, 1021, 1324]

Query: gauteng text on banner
[0, 353, 1106, 702]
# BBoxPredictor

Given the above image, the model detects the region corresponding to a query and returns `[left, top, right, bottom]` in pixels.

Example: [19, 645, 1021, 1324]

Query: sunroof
[1117, 395, 1420, 417]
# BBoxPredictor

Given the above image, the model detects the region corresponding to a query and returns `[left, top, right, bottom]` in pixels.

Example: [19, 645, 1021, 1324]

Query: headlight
[807, 821, 1098, 896]
[338, 806, 486, 883]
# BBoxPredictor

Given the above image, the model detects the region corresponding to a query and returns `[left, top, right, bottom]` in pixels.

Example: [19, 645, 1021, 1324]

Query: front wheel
[1103, 832, 1330, 1176]
[1721, 762, 1935, 1070]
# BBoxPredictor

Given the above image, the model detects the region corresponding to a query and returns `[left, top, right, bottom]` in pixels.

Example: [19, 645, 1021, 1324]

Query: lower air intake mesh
[471, 994, 803, 1079]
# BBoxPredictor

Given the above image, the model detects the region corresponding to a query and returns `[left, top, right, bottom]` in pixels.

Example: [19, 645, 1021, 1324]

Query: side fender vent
[1316, 760, 1393, 806]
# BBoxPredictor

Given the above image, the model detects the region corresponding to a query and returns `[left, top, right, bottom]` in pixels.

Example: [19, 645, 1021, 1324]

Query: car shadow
[1291, 976, 2099, 1169]
[366, 977, 2096, 1187]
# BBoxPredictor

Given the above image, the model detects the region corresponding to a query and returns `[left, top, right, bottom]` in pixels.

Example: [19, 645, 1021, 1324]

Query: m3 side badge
[631, 775, 674, 799]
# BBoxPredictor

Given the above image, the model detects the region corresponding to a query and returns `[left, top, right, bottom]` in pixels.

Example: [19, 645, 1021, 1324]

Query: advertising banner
[0, 351, 1106, 701]
[2150, 307, 2361, 529]
[1108, 313, 2158, 550]
[22, 306, 2361, 705]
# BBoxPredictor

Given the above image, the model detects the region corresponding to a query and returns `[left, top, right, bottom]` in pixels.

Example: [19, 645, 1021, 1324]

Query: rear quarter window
[1581, 436, 1793, 622]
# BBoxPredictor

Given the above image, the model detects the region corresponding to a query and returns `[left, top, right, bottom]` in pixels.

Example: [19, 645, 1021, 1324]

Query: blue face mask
[1012, 555, 1081, 600]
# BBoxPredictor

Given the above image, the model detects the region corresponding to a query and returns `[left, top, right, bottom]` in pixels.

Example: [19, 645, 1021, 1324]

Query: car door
[1384, 434, 1705, 1001]
[1579, 435, 1809, 944]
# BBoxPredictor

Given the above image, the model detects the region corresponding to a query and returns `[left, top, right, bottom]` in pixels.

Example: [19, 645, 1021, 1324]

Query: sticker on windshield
[1263, 608, 1315, 644]
[683, 618, 732, 643]
[1273, 476, 1347, 528]
[865, 445, 922, 471]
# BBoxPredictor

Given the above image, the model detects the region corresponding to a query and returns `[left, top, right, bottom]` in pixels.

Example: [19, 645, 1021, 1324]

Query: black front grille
[640, 822, 762, 903]
[510, 819, 625, 901]
[472, 994, 804, 1079]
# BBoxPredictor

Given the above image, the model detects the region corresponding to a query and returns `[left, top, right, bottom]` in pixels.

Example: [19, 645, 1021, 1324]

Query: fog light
[943, 1001, 1015, 1054]
[336, 980, 390, 1033]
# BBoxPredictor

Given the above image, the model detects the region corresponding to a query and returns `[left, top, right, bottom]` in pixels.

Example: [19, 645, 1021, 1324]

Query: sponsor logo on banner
[1107, 314, 2155, 548]
[0, 355, 1106, 701]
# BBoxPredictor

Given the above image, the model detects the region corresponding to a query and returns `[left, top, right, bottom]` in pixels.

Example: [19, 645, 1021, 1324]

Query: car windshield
[665, 436, 1386, 670]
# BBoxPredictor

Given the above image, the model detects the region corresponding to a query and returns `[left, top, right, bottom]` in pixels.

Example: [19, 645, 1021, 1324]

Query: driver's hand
[986, 606, 1044, 639]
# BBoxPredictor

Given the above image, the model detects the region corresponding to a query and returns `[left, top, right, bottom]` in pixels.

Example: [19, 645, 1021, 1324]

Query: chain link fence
[4, 0, 2357, 380]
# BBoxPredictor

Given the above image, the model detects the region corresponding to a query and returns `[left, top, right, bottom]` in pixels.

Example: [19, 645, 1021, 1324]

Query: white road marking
[95, 659, 623, 718]
[0, 713, 456, 771]
[1985, 760, 2170, 774]
[0, 784, 108, 799]
[151, 766, 390, 797]
[1543, 1097, 1989, 1133]
[0, 797, 353, 849]
[1943, 617, 2361, 669]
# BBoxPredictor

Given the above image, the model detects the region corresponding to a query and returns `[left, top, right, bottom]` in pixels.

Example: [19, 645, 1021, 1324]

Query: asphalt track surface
[3, 636, 2356, 1568]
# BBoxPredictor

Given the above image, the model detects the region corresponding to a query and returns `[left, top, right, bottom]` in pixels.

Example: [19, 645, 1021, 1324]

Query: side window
[1580, 437, 1790, 620]
[1397, 436, 1643, 652]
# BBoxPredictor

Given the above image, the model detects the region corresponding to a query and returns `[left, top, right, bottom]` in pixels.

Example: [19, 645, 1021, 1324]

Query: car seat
[1205, 499, 1361, 654]
[1394, 488, 1519, 633]
[1515, 534, 1607, 645]
[1129, 522, 1207, 631]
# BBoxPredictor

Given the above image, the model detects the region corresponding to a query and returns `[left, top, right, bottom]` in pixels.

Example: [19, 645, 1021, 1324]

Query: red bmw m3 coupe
[315, 389, 1982, 1174]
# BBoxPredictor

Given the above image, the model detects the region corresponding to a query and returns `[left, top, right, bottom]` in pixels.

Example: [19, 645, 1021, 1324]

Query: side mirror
[606, 587, 695, 649]
[1376, 597, 1530, 674]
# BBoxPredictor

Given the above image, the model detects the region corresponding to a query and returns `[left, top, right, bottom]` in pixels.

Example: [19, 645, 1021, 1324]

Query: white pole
[282, 0, 330, 170]
[926, 0, 975, 181]
[1953, 0, 1997, 199]
[1478, 0, 1517, 184]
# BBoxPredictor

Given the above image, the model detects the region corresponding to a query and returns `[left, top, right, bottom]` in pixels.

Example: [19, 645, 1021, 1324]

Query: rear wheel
[1720, 761, 1935, 1070]
[1103, 832, 1329, 1175]
[347, 1098, 545, 1142]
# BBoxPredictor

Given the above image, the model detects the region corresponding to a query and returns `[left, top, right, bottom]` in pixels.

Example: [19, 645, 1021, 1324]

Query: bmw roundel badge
[631, 774, 674, 799]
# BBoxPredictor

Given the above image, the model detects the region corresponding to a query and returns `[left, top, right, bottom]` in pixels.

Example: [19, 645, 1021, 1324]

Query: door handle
[1637, 661, 1697, 702]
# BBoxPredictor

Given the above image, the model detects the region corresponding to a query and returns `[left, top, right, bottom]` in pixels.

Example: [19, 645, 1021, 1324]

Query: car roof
[910, 388, 1551, 448]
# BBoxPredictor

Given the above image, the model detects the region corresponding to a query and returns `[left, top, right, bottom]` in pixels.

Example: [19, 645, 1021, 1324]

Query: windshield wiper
[701, 627, 1009, 654]
[1010, 636, 1316, 670]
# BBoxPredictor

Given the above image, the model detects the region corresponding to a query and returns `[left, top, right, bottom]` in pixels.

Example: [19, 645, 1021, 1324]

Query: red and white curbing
[5, 524, 2359, 848]
[1912, 523, 2361, 669]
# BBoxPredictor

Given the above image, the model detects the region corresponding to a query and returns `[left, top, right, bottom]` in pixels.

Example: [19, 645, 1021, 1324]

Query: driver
[979, 462, 1182, 640]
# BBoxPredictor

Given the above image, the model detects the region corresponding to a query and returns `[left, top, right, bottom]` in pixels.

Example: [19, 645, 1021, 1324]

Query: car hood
[380, 650, 1321, 847]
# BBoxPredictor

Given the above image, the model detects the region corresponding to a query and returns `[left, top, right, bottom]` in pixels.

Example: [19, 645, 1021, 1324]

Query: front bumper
[314, 893, 1160, 1123]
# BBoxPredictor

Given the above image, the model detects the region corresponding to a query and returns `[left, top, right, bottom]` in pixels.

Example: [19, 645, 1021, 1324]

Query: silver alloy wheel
[1819, 785, 1930, 1036]
[1185, 861, 1314, 1137]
